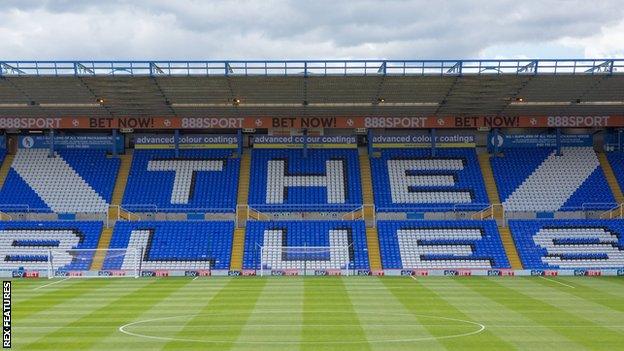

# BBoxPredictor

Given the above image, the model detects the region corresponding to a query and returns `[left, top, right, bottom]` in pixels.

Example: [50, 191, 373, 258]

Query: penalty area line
[192, 276, 199, 281]
[539, 276, 575, 288]
[33, 277, 71, 290]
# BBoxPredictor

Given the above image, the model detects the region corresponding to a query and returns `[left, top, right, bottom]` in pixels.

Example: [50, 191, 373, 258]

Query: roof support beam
[0, 63, 25, 76]
[73, 62, 95, 76]
[517, 60, 538, 74]
[446, 61, 462, 75]
[585, 60, 614, 74]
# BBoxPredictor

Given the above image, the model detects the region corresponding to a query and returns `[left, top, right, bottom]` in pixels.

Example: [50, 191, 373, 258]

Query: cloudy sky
[1, 0, 623, 60]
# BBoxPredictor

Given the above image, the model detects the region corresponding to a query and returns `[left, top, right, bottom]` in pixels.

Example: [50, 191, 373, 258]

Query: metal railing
[1, 59, 622, 77]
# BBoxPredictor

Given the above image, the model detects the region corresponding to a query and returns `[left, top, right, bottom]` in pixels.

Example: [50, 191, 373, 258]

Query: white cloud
[0, 0, 622, 60]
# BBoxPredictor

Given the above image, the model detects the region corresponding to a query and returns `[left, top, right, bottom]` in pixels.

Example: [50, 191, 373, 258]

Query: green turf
[9, 276, 624, 350]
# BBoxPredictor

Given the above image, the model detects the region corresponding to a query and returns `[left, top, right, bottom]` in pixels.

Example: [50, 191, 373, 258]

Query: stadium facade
[0, 59, 623, 278]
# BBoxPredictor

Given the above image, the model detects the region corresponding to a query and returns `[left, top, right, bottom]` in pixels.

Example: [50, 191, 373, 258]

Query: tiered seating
[370, 148, 489, 211]
[122, 149, 239, 212]
[509, 219, 624, 269]
[491, 147, 614, 212]
[103, 221, 234, 270]
[0, 221, 102, 271]
[377, 220, 510, 269]
[242, 221, 369, 270]
[0, 149, 119, 213]
[248, 149, 362, 211]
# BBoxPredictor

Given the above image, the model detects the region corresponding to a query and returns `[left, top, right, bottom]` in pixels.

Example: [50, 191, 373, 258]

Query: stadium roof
[1, 59, 623, 119]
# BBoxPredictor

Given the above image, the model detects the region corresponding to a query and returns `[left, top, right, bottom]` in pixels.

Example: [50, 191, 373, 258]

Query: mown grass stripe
[345, 277, 445, 351]
[13, 279, 117, 320]
[383, 276, 514, 350]
[24, 278, 189, 350]
[231, 277, 304, 350]
[459, 277, 623, 351]
[302, 277, 371, 351]
[419, 277, 577, 349]
[102, 277, 232, 350]
[163, 277, 267, 351]
[531, 277, 624, 314]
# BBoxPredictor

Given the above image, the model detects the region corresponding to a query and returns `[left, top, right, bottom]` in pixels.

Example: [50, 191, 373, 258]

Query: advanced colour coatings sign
[134, 134, 239, 149]
[252, 135, 356, 148]
[489, 133, 593, 149]
[371, 134, 476, 148]
[18, 134, 123, 151]
[0, 116, 622, 129]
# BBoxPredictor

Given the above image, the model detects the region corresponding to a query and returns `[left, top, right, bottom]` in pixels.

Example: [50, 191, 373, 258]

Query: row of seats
[122, 150, 239, 212]
[0, 146, 621, 214]
[371, 149, 489, 212]
[509, 219, 624, 269]
[0, 221, 102, 271]
[249, 149, 362, 211]
[0, 219, 622, 271]
[0, 149, 119, 213]
[491, 147, 615, 211]
[243, 220, 369, 270]
[377, 220, 510, 269]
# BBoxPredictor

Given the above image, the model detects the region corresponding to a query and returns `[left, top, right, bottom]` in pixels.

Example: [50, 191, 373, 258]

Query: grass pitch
[10, 276, 624, 350]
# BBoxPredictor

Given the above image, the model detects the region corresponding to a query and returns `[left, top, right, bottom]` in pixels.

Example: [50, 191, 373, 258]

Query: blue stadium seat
[0, 221, 103, 271]
[509, 219, 624, 269]
[370, 148, 489, 212]
[0, 149, 119, 213]
[103, 221, 234, 270]
[242, 220, 369, 270]
[248, 149, 362, 211]
[377, 220, 510, 269]
[122, 149, 239, 213]
[491, 147, 614, 212]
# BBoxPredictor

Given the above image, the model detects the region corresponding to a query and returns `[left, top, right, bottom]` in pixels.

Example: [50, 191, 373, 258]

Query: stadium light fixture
[0, 103, 29, 107]
[39, 103, 102, 108]
[577, 101, 624, 105]
[509, 101, 571, 106]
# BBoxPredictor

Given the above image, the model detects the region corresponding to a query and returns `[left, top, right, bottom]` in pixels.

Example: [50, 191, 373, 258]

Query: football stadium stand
[103, 221, 234, 271]
[509, 219, 624, 269]
[377, 220, 510, 269]
[0, 149, 119, 213]
[248, 149, 362, 211]
[491, 147, 615, 212]
[242, 220, 369, 270]
[0, 221, 103, 271]
[370, 148, 489, 212]
[122, 149, 239, 212]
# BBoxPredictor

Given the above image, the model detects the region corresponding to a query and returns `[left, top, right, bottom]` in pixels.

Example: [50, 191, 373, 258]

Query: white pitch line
[192, 276, 199, 281]
[410, 275, 417, 280]
[539, 276, 575, 288]
[33, 277, 70, 291]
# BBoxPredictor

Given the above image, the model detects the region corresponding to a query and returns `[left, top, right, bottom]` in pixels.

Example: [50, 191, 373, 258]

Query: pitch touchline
[33, 277, 71, 290]
[539, 276, 575, 288]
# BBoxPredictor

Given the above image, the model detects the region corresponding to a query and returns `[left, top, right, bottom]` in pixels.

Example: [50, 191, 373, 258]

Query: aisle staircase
[0, 154, 14, 190]
[475, 153, 504, 219]
[90, 227, 113, 271]
[498, 226, 523, 269]
[231, 150, 251, 271]
[0, 154, 14, 220]
[597, 152, 624, 203]
[358, 151, 382, 271]
[109, 151, 135, 221]
[597, 152, 624, 218]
